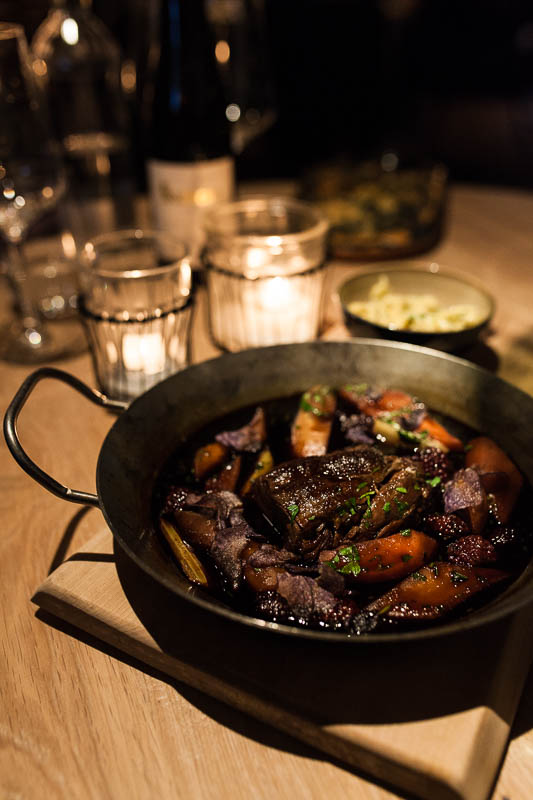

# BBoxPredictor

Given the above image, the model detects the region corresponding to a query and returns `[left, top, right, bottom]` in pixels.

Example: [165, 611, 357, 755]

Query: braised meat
[347, 465, 431, 540]
[251, 445, 392, 559]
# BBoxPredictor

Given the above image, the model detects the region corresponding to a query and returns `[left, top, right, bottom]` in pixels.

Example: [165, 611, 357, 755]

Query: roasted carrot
[320, 530, 438, 583]
[377, 389, 415, 413]
[416, 416, 464, 451]
[291, 385, 336, 458]
[243, 564, 285, 592]
[465, 436, 523, 523]
[205, 454, 242, 492]
[339, 386, 414, 417]
[194, 442, 229, 481]
[367, 562, 509, 621]
[173, 509, 217, 550]
[241, 447, 274, 495]
[338, 383, 376, 413]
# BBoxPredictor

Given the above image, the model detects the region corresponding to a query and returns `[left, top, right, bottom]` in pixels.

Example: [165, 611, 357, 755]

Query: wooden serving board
[32, 526, 533, 800]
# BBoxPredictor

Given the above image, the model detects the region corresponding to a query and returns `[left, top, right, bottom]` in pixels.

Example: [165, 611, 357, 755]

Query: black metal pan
[5, 339, 533, 643]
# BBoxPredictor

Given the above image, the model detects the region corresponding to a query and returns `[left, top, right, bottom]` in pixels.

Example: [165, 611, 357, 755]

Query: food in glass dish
[154, 383, 530, 636]
[347, 275, 486, 333]
[302, 159, 447, 259]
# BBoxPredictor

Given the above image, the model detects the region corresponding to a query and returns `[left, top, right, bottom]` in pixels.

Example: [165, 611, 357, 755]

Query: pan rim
[96, 339, 533, 644]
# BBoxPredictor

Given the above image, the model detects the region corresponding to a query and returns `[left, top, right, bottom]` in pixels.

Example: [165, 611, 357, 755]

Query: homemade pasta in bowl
[339, 265, 494, 352]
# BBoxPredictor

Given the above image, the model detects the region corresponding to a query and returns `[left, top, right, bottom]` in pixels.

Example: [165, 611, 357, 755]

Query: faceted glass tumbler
[203, 197, 329, 351]
[79, 228, 192, 401]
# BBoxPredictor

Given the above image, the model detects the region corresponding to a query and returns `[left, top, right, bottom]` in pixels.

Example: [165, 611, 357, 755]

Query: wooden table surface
[2, 184, 533, 800]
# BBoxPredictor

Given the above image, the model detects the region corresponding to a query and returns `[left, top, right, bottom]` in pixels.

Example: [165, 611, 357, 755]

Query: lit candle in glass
[122, 331, 166, 374]
[81, 230, 192, 401]
[204, 197, 328, 351]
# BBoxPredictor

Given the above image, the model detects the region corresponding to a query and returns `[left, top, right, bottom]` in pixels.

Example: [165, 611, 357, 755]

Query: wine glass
[0, 22, 85, 362]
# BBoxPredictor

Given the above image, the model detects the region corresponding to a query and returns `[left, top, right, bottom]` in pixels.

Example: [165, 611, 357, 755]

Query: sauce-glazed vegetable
[155, 381, 531, 636]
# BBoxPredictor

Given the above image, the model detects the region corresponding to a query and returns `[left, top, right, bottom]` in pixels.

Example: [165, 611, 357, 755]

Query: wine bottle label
[147, 157, 234, 261]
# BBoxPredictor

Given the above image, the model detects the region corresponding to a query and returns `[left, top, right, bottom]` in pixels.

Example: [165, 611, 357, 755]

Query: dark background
[4, 0, 533, 188]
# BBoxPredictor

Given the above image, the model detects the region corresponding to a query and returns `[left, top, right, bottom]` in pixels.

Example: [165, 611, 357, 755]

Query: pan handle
[4, 367, 127, 507]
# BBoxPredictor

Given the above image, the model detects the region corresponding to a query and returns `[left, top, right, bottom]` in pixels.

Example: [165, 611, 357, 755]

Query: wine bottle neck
[150, 0, 230, 162]
[159, 0, 214, 68]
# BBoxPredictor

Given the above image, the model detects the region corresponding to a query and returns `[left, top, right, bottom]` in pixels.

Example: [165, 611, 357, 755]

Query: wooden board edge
[32, 586, 469, 800]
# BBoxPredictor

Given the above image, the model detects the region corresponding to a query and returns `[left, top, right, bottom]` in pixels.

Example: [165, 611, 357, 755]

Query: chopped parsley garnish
[399, 428, 429, 443]
[287, 503, 299, 522]
[400, 529, 411, 537]
[337, 497, 358, 517]
[383, 501, 391, 513]
[360, 490, 375, 501]
[344, 382, 368, 395]
[426, 476, 442, 488]
[395, 499, 409, 514]
[347, 498, 357, 516]
[357, 481, 368, 490]
[401, 554, 413, 562]
[464, 444, 473, 452]
[326, 544, 362, 576]
[309, 515, 316, 521]
[300, 387, 331, 418]
[377, 603, 392, 616]
[411, 571, 427, 582]
[450, 569, 469, 584]
[395, 486, 408, 494]
[398, 429, 418, 442]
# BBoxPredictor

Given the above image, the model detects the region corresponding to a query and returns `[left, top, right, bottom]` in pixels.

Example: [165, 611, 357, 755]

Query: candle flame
[122, 332, 166, 374]
[259, 276, 292, 310]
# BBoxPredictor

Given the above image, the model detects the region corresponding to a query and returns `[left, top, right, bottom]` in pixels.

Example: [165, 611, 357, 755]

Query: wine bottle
[147, 0, 235, 262]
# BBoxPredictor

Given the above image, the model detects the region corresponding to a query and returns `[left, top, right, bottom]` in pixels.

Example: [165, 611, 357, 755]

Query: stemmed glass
[0, 22, 84, 362]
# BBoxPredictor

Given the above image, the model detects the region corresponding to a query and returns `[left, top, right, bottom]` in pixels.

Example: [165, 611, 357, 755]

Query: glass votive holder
[79, 229, 192, 401]
[203, 197, 329, 351]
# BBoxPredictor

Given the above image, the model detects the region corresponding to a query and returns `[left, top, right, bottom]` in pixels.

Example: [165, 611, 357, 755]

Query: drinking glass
[80, 229, 193, 401]
[31, 0, 136, 239]
[0, 22, 85, 362]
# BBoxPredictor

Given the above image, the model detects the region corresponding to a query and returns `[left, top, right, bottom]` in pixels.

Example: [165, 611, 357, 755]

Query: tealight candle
[204, 197, 328, 351]
[122, 332, 166, 374]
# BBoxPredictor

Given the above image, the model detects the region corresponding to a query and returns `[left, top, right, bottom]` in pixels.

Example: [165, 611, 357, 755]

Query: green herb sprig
[326, 544, 362, 577]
